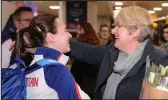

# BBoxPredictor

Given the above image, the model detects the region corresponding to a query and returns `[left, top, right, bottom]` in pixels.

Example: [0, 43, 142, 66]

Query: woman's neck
[123, 42, 141, 55]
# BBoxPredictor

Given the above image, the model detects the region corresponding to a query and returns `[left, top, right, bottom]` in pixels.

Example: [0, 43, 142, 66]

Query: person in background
[152, 27, 162, 48]
[160, 24, 168, 52]
[2, 6, 33, 43]
[76, 22, 99, 45]
[69, 6, 168, 99]
[13, 14, 90, 99]
[97, 24, 113, 46]
[70, 22, 99, 98]
[2, 6, 34, 68]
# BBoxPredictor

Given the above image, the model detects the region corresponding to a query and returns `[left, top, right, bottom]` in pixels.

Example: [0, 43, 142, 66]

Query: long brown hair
[77, 22, 99, 45]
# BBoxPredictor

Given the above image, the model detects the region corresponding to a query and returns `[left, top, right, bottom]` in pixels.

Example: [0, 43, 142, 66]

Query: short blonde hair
[114, 6, 154, 42]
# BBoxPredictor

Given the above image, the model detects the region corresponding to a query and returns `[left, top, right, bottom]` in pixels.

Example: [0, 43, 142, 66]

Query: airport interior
[1, 1, 168, 99]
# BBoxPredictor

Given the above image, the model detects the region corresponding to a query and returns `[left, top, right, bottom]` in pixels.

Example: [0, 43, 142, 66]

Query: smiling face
[112, 26, 137, 52]
[100, 27, 110, 39]
[111, 6, 154, 54]
[46, 18, 72, 53]
[55, 19, 72, 53]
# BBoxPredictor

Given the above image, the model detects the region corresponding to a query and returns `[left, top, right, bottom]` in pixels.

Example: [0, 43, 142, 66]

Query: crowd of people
[2, 5, 168, 100]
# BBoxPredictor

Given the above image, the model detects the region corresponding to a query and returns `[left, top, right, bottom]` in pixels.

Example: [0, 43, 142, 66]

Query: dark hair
[14, 14, 58, 59]
[79, 22, 96, 35]
[153, 28, 161, 46]
[160, 24, 168, 43]
[13, 7, 32, 18]
[77, 22, 99, 45]
[99, 24, 110, 32]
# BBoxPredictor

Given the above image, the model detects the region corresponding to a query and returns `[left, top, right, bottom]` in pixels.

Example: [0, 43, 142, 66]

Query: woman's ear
[132, 29, 140, 41]
[46, 32, 56, 43]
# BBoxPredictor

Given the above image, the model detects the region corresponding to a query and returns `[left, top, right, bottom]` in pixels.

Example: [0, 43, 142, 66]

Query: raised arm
[70, 41, 108, 66]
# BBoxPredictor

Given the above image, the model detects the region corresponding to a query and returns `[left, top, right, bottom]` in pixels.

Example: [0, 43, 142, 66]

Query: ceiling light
[115, 7, 122, 10]
[153, 7, 162, 11]
[49, 6, 60, 9]
[148, 10, 155, 14]
[34, 1, 43, 2]
[161, 16, 166, 20]
[115, 2, 123, 6]
[157, 16, 166, 21]
[161, 3, 168, 7]
[34, 13, 38, 16]
[157, 17, 162, 21]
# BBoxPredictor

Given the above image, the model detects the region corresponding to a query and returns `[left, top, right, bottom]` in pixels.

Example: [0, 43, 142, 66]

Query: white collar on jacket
[29, 54, 69, 67]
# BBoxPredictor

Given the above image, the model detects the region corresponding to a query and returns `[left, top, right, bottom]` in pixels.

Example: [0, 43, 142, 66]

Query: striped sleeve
[44, 64, 90, 99]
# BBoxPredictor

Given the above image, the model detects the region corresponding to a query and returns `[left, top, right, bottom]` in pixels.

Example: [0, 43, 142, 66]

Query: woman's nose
[68, 32, 72, 38]
[111, 27, 117, 35]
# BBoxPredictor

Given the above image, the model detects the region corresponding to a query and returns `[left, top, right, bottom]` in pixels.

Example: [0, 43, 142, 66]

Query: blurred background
[2, 1, 168, 33]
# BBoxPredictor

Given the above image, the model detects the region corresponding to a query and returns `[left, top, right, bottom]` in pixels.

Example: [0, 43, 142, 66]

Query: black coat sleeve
[69, 41, 108, 66]
[153, 48, 168, 66]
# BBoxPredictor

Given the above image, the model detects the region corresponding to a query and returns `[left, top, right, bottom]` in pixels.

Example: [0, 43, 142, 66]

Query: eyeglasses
[17, 18, 32, 22]
[101, 30, 110, 33]
[163, 31, 168, 34]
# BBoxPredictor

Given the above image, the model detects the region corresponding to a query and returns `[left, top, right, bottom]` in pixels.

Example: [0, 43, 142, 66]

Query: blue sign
[66, 1, 87, 29]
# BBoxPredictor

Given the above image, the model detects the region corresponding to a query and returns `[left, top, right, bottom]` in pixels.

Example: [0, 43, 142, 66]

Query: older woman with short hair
[69, 6, 168, 100]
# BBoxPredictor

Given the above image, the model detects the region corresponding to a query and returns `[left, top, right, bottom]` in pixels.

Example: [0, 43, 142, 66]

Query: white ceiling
[119, 1, 168, 17]
[32, 1, 168, 18]
[33, 1, 60, 15]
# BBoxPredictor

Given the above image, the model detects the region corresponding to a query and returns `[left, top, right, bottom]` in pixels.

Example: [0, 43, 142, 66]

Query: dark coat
[2, 14, 17, 43]
[70, 38, 168, 100]
[71, 60, 99, 98]
[71, 33, 99, 98]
